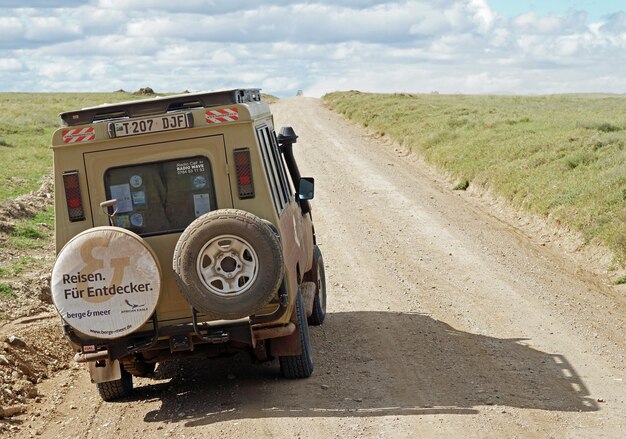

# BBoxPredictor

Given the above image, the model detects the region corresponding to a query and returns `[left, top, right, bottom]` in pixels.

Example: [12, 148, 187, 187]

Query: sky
[1, 1, 625, 97]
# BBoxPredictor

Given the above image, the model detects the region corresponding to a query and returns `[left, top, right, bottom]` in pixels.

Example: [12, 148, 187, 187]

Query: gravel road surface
[13, 97, 626, 438]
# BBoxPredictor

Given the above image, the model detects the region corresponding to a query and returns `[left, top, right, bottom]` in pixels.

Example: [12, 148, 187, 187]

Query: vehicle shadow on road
[140, 311, 598, 427]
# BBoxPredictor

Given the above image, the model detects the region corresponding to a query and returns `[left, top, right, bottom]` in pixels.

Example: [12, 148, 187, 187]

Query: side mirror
[298, 177, 314, 201]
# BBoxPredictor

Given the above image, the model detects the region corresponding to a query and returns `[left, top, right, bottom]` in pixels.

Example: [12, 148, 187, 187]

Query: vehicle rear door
[83, 134, 232, 321]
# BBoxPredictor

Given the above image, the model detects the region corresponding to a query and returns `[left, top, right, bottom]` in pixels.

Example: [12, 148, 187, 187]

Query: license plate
[108, 112, 193, 138]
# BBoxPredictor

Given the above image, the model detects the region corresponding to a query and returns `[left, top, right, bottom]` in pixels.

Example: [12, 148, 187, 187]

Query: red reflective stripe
[205, 108, 239, 124]
[62, 127, 95, 143]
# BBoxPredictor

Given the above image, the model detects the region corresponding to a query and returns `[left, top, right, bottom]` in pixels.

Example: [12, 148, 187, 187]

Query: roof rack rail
[60, 88, 262, 127]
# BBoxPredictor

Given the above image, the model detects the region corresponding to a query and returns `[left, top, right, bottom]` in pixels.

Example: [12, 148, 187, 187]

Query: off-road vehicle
[50, 89, 326, 401]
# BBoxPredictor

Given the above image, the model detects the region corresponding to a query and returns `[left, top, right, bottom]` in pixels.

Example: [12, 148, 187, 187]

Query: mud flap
[269, 327, 303, 357]
[88, 359, 122, 384]
[269, 286, 311, 357]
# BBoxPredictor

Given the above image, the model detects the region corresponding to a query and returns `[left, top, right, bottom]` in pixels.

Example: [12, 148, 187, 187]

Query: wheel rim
[196, 235, 259, 297]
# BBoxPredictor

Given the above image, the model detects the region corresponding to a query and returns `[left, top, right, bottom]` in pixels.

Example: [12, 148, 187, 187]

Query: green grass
[7, 206, 54, 249]
[453, 179, 470, 191]
[0, 92, 151, 201]
[0, 208, 54, 280]
[324, 91, 626, 267]
[32, 206, 55, 228]
[0, 209, 54, 289]
[0, 256, 36, 277]
[0, 283, 14, 298]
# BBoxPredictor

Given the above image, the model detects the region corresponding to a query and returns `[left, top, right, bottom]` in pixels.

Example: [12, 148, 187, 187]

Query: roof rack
[60, 88, 262, 127]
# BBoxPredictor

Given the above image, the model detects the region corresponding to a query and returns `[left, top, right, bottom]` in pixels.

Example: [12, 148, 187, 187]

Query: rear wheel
[308, 245, 327, 326]
[96, 364, 133, 401]
[279, 291, 314, 378]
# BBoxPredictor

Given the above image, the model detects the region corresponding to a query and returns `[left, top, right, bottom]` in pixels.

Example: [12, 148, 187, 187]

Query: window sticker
[131, 190, 147, 206]
[130, 213, 144, 227]
[177, 160, 205, 175]
[105, 156, 215, 236]
[193, 194, 211, 217]
[115, 214, 131, 228]
[192, 175, 207, 189]
[110, 184, 133, 213]
[130, 175, 143, 188]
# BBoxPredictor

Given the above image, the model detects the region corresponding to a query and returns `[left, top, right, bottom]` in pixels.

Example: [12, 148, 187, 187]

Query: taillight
[62, 171, 85, 221]
[233, 148, 254, 199]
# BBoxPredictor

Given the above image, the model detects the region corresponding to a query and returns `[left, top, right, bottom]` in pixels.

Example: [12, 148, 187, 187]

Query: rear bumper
[65, 299, 293, 363]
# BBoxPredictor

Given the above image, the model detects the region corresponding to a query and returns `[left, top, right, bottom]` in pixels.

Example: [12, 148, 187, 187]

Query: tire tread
[307, 246, 326, 326]
[96, 367, 133, 401]
[279, 292, 314, 378]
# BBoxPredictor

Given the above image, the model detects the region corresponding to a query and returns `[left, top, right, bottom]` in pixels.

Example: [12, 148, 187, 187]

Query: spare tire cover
[51, 226, 161, 339]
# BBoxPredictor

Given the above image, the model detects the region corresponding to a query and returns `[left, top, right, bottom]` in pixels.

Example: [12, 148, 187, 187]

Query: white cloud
[489, 27, 511, 48]
[599, 11, 626, 34]
[39, 61, 84, 81]
[0, 1, 87, 6]
[0, 17, 25, 47]
[24, 16, 82, 41]
[442, 0, 497, 34]
[513, 12, 563, 34]
[0, 57, 23, 72]
[124, 4, 419, 44]
[34, 35, 161, 57]
[88, 61, 112, 78]
[0, 1, 625, 96]
[469, 0, 497, 33]
[155, 44, 238, 67]
[555, 36, 581, 57]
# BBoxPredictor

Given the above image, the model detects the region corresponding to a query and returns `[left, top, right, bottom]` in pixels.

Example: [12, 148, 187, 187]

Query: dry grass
[324, 91, 626, 268]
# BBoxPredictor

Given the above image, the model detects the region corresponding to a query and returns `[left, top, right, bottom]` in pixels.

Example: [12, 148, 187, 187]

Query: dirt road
[13, 98, 626, 438]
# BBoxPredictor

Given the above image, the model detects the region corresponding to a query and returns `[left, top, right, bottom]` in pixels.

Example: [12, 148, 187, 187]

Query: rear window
[104, 156, 216, 236]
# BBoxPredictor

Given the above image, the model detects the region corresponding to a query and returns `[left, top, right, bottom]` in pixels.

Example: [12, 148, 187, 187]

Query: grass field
[0, 92, 150, 200]
[323, 92, 626, 271]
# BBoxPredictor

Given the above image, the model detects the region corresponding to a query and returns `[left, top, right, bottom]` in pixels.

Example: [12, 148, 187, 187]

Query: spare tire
[51, 227, 162, 339]
[173, 209, 284, 320]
